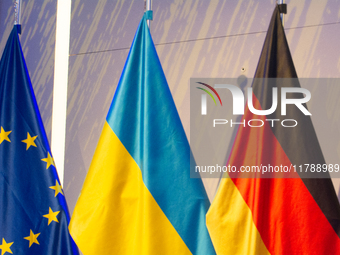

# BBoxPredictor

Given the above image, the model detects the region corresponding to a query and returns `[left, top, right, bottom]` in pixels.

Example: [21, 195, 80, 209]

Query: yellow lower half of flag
[206, 177, 270, 255]
[69, 122, 191, 255]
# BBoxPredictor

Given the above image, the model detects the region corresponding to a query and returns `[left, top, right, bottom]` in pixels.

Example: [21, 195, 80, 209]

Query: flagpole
[14, 0, 21, 25]
[145, 0, 152, 28]
[278, 0, 285, 27]
[51, 0, 72, 186]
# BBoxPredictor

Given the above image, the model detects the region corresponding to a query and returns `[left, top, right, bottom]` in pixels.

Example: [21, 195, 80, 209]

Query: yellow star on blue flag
[0, 238, 13, 255]
[0, 127, 11, 144]
[41, 152, 55, 169]
[24, 230, 40, 248]
[21, 132, 37, 150]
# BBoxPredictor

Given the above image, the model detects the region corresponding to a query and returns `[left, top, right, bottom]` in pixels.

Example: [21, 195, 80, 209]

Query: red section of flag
[229, 94, 340, 254]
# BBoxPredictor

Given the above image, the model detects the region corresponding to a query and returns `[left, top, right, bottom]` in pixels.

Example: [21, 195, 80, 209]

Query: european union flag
[0, 25, 79, 254]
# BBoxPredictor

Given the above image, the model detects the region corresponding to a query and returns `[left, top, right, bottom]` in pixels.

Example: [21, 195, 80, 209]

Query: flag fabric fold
[69, 14, 215, 255]
[206, 5, 340, 255]
[0, 25, 79, 255]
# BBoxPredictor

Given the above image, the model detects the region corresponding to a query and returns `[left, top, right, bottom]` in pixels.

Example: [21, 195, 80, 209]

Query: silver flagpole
[14, 0, 21, 25]
[146, 0, 152, 28]
[278, 0, 285, 27]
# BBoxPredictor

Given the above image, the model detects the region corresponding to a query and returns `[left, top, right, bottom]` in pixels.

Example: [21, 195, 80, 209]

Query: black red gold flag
[207, 5, 340, 255]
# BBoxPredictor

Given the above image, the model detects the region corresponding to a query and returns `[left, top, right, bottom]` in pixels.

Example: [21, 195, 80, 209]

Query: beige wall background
[1, 0, 340, 215]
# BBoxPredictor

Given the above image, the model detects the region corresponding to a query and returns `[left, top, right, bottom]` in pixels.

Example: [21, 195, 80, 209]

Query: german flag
[206, 5, 340, 255]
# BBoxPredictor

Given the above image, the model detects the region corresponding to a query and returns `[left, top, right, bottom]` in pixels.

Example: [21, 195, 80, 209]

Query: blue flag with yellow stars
[0, 25, 79, 255]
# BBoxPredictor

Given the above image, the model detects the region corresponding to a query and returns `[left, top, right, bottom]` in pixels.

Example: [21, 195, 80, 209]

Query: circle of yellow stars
[0, 127, 65, 254]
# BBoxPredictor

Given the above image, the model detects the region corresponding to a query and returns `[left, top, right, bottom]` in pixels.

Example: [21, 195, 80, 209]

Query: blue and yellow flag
[0, 25, 79, 255]
[69, 14, 215, 255]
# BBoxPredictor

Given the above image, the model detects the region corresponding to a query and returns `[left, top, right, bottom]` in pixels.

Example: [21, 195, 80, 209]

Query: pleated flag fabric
[69, 14, 216, 255]
[0, 25, 79, 255]
[206, 5, 340, 255]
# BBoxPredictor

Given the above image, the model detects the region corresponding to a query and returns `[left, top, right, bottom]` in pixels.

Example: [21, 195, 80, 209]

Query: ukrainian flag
[69, 14, 215, 255]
